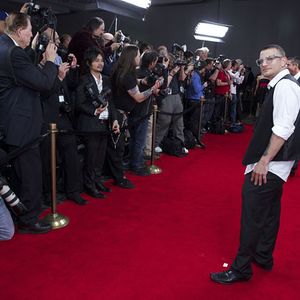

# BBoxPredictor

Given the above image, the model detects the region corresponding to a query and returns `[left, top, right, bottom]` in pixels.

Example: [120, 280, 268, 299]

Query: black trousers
[185, 100, 201, 138]
[106, 130, 126, 182]
[231, 172, 284, 277]
[83, 133, 107, 189]
[212, 94, 226, 123]
[41, 134, 81, 195]
[9, 145, 42, 225]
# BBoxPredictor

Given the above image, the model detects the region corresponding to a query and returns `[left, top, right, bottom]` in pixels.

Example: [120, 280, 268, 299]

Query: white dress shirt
[245, 69, 300, 181]
[228, 69, 244, 94]
[92, 74, 109, 120]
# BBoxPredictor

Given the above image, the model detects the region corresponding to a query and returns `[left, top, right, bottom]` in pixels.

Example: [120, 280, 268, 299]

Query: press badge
[59, 95, 65, 103]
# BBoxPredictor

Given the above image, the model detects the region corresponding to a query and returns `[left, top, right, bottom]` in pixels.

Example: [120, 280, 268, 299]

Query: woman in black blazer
[76, 47, 119, 198]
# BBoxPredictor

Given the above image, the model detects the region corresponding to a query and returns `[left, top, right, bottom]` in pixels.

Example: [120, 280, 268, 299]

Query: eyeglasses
[256, 55, 283, 66]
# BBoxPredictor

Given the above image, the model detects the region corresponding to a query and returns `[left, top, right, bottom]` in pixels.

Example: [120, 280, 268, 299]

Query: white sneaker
[182, 147, 189, 154]
[155, 146, 162, 153]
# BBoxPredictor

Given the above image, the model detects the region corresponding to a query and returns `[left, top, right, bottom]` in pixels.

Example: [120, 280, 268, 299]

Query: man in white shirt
[228, 60, 245, 125]
[211, 44, 300, 284]
[287, 57, 300, 176]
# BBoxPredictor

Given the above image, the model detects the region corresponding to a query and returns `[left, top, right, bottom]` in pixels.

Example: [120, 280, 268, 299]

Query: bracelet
[169, 73, 174, 77]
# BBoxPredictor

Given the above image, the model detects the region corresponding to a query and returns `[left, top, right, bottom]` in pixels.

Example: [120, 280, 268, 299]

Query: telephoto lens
[0, 176, 28, 216]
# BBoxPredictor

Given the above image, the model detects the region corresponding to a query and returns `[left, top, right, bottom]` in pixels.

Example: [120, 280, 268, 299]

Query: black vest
[243, 74, 300, 165]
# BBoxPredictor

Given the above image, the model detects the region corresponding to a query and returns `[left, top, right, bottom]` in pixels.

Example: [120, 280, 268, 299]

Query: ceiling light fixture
[195, 21, 229, 38]
[193, 35, 224, 43]
[121, 0, 151, 9]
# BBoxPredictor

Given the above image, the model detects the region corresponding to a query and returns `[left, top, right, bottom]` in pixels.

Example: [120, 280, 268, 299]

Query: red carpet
[1, 126, 299, 300]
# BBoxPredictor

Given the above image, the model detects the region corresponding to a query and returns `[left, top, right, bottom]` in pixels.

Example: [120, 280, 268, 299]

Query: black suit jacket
[0, 34, 58, 147]
[41, 68, 80, 132]
[75, 73, 117, 132]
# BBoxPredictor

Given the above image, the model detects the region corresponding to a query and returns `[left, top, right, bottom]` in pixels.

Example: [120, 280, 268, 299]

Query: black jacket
[0, 34, 58, 147]
[41, 68, 80, 132]
[75, 73, 117, 132]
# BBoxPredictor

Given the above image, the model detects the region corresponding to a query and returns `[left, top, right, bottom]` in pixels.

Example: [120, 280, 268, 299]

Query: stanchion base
[148, 164, 162, 175]
[42, 213, 69, 229]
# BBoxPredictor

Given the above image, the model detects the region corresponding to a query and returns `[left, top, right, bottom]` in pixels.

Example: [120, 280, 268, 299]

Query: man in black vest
[211, 45, 300, 284]
[0, 12, 58, 233]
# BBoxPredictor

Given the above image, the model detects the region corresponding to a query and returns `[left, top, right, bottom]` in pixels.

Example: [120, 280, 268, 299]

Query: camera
[36, 33, 49, 54]
[114, 30, 131, 56]
[85, 84, 111, 108]
[26, 2, 57, 31]
[193, 60, 207, 71]
[59, 101, 72, 114]
[157, 56, 168, 64]
[57, 46, 68, 62]
[115, 30, 131, 44]
[171, 43, 187, 66]
[0, 175, 27, 216]
[146, 63, 165, 87]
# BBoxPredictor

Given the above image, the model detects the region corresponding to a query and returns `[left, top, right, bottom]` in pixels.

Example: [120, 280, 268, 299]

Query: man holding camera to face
[38, 28, 87, 206]
[0, 12, 58, 234]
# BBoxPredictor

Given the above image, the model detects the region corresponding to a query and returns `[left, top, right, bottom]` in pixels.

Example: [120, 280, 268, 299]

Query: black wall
[3, 0, 300, 71]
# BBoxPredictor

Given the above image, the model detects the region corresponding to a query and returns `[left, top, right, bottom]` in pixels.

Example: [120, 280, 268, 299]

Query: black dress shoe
[84, 186, 106, 199]
[210, 270, 250, 284]
[18, 221, 52, 234]
[114, 178, 135, 189]
[95, 181, 111, 193]
[67, 193, 88, 205]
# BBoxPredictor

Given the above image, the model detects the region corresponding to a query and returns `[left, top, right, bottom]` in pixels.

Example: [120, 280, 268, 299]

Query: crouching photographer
[0, 149, 28, 240]
[0, 187, 15, 241]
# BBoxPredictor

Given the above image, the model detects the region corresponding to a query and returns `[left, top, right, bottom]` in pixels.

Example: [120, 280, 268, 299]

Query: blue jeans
[231, 93, 238, 124]
[0, 198, 14, 240]
[129, 117, 149, 170]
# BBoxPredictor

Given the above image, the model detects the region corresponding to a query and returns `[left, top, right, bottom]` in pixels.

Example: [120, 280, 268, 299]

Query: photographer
[110, 45, 160, 185]
[184, 61, 206, 138]
[0, 12, 58, 234]
[0, 196, 14, 240]
[129, 50, 161, 175]
[68, 17, 120, 71]
[155, 53, 188, 155]
[212, 59, 232, 130]
[38, 29, 86, 206]
[228, 60, 245, 126]
[0, 163, 14, 240]
[201, 58, 219, 132]
[76, 47, 120, 198]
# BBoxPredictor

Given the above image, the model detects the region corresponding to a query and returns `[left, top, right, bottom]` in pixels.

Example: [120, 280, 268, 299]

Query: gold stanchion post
[148, 103, 162, 174]
[42, 123, 69, 229]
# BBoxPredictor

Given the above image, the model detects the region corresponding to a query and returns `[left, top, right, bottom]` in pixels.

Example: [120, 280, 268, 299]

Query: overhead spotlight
[121, 0, 151, 9]
[195, 21, 229, 38]
[194, 35, 224, 43]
